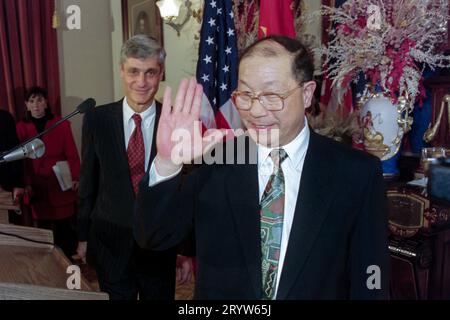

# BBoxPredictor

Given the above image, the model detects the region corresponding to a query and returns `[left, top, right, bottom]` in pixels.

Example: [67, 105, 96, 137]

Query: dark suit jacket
[78, 100, 177, 286]
[134, 130, 390, 299]
[0, 109, 24, 191]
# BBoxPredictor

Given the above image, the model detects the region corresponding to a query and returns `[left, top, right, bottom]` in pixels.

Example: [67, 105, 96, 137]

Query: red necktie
[127, 114, 145, 196]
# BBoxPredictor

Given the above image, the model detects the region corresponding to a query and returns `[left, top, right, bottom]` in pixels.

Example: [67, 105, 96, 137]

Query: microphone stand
[0, 99, 95, 161]
[0, 139, 45, 165]
[14, 108, 81, 151]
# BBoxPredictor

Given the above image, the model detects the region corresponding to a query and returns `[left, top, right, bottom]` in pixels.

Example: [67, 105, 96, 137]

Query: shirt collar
[258, 117, 310, 171]
[123, 97, 156, 123]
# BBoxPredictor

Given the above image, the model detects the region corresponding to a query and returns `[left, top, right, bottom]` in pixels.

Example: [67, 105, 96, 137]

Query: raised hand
[74, 241, 87, 264]
[155, 77, 224, 176]
[176, 255, 194, 285]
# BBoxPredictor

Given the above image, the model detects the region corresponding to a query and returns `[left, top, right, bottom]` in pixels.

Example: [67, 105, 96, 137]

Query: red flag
[258, 0, 296, 38]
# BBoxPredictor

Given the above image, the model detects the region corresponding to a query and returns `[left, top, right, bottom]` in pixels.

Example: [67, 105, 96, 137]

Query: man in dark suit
[77, 35, 192, 300]
[0, 109, 24, 219]
[134, 36, 390, 299]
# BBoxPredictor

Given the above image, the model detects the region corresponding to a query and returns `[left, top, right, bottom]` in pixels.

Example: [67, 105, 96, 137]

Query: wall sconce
[156, 0, 202, 37]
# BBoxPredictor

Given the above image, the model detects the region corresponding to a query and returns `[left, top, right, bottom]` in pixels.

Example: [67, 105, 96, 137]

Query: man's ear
[159, 68, 164, 81]
[120, 64, 125, 79]
[302, 81, 317, 110]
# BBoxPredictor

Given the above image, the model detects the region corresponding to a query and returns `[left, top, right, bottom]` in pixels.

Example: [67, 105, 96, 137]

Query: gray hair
[120, 35, 166, 67]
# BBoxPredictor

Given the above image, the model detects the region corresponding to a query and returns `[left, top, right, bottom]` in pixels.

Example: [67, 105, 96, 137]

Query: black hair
[23, 86, 54, 122]
[239, 35, 314, 84]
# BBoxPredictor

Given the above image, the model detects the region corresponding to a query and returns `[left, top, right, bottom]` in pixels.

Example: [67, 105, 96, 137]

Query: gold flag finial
[260, 26, 267, 37]
[52, 1, 60, 29]
[423, 95, 450, 143]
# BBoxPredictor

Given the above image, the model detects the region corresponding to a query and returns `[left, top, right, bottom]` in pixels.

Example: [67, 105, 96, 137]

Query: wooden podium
[0, 192, 108, 300]
[0, 191, 17, 224]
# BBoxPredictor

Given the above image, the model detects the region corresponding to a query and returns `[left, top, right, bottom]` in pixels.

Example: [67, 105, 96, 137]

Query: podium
[0, 192, 108, 300]
[0, 191, 18, 224]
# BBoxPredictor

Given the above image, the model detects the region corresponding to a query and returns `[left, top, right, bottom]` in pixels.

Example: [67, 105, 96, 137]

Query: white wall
[58, 0, 119, 152]
[111, 0, 124, 101]
[157, 0, 202, 101]
[300, 0, 323, 73]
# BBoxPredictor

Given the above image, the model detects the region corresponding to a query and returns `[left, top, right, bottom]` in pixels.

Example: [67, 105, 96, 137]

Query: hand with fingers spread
[155, 77, 225, 176]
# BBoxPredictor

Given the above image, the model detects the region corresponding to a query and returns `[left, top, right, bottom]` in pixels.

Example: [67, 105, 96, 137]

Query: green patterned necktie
[260, 148, 288, 300]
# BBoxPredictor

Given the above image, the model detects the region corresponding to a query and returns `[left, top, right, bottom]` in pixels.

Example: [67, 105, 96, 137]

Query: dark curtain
[0, 0, 61, 120]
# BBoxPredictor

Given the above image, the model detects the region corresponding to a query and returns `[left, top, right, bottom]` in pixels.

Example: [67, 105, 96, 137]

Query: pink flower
[337, 23, 352, 35]
[342, 72, 354, 87]
[354, 16, 367, 28]
[367, 69, 381, 86]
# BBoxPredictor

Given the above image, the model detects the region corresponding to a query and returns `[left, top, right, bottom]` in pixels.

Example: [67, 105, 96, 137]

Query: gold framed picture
[121, 0, 164, 45]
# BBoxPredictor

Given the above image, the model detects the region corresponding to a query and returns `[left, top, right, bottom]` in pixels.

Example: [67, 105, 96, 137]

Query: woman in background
[16, 87, 80, 257]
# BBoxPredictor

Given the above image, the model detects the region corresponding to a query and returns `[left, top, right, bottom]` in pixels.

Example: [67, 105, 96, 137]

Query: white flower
[314, 0, 450, 102]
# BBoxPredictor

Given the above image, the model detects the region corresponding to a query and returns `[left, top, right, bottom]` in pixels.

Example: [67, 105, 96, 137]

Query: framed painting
[121, 0, 164, 46]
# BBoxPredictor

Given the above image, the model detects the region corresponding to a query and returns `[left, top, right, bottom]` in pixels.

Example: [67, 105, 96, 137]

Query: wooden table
[0, 223, 108, 300]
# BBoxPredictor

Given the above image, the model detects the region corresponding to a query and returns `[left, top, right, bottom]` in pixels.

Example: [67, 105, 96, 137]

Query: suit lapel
[111, 99, 160, 172]
[225, 136, 262, 298]
[134, 101, 161, 192]
[108, 101, 130, 177]
[148, 101, 162, 168]
[276, 131, 338, 299]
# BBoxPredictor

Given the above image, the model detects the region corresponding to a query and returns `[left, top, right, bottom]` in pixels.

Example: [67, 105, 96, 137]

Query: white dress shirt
[149, 118, 311, 298]
[123, 97, 156, 171]
[258, 119, 310, 298]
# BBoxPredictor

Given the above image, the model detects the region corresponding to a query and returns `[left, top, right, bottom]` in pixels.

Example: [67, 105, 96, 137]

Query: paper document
[52, 161, 73, 191]
[406, 177, 428, 188]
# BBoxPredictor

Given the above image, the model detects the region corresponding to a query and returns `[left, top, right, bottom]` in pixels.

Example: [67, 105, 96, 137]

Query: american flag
[196, 0, 242, 129]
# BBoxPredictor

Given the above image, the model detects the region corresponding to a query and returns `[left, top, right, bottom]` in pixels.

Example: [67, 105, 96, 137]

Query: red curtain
[0, 0, 61, 120]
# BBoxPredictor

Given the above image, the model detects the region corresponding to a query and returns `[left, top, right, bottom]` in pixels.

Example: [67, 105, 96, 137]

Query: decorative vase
[358, 88, 414, 176]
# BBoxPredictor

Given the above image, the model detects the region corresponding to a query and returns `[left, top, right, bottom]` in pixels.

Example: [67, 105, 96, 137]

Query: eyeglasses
[231, 86, 301, 111]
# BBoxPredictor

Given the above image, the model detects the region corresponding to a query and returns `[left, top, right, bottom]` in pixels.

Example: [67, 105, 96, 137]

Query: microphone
[0, 98, 96, 165]
[21, 98, 96, 147]
[0, 139, 45, 164]
[76, 98, 96, 114]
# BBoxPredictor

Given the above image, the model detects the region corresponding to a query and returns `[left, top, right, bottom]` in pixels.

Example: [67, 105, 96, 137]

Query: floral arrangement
[233, 0, 259, 53]
[314, 0, 450, 103]
[307, 110, 361, 146]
